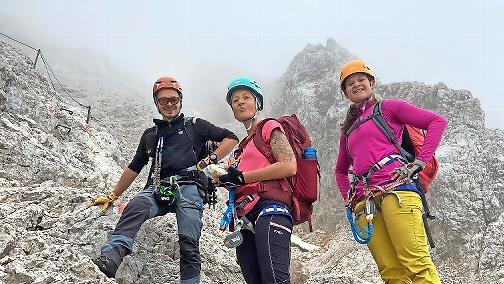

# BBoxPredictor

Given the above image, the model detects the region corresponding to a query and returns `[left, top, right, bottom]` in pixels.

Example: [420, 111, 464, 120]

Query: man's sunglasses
[157, 97, 180, 106]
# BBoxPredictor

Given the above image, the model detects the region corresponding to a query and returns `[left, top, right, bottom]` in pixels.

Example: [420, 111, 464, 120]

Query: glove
[218, 166, 245, 186]
[392, 159, 426, 180]
[87, 192, 118, 213]
[196, 153, 218, 172]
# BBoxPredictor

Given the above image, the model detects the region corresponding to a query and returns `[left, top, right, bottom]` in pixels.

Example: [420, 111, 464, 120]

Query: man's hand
[391, 159, 426, 180]
[88, 192, 118, 213]
[196, 153, 218, 172]
[218, 166, 245, 186]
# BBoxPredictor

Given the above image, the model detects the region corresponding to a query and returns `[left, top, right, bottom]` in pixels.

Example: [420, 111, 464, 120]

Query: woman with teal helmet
[226, 76, 264, 111]
[218, 76, 296, 283]
[225, 76, 264, 131]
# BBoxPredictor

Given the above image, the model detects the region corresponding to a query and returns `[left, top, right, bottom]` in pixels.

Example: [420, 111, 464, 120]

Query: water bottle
[303, 146, 317, 160]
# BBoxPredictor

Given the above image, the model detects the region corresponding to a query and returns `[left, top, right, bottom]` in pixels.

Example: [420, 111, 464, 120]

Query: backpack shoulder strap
[252, 118, 277, 164]
[371, 101, 413, 161]
[371, 101, 396, 143]
[235, 118, 276, 163]
[185, 116, 209, 160]
[184, 116, 202, 147]
[345, 113, 374, 137]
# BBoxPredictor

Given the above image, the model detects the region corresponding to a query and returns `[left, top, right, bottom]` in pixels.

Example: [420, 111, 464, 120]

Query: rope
[90, 115, 104, 123]
[1, 31, 92, 123]
[40, 53, 88, 108]
[0, 32, 37, 50]
[40, 54, 59, 93]
[346, 206, 373, 244]
[345, 178, 410, 245]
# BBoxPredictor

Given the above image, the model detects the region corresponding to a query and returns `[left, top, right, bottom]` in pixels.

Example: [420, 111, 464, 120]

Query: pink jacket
[334, 99, 447, 201]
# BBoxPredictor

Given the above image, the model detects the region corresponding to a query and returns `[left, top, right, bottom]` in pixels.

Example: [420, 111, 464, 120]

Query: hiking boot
[93, 255, 118, 278]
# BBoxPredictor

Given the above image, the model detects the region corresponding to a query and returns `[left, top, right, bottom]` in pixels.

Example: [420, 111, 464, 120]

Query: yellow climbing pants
[355, 191, 442, 284]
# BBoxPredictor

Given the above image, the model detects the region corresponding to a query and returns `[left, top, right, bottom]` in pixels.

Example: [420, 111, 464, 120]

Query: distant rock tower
[326, 37, 338, 51]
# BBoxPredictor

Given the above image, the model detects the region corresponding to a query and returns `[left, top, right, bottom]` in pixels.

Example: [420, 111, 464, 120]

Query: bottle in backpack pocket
[303, 147, 317, 160]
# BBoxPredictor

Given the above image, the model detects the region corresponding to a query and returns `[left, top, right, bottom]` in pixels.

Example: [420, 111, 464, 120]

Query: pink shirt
[334, 99, 448, 200]
[236, 120, 285, 200]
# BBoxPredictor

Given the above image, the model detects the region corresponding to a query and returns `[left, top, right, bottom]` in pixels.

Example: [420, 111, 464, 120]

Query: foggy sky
[1, 0, 503, 128]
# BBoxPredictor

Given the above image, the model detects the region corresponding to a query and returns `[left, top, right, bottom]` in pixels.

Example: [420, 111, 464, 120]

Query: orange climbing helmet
[339, 59, 375, 88]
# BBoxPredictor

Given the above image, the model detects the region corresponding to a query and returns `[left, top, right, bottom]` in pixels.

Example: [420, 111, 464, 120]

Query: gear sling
[345, 101, 439, 248]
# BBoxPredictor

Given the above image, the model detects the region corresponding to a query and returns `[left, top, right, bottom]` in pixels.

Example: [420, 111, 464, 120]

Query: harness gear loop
[158, 176, 180, 197]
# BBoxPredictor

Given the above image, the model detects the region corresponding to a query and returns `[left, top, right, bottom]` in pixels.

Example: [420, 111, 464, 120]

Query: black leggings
[236, 214, 292, 284]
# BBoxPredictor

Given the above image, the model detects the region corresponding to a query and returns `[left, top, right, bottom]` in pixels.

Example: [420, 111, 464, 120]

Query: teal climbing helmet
[226, 76, 263, 111]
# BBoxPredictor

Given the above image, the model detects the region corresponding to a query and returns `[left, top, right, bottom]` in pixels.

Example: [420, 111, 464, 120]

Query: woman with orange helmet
[335, 59, 447, 283]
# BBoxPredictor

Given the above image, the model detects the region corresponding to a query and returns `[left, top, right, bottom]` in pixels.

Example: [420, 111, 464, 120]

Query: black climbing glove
[392, 159, 426, 180]
[218, 166, 245, 186]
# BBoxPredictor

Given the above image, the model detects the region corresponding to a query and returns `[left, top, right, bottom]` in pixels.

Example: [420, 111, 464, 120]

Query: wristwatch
[209, 153, 218, 164]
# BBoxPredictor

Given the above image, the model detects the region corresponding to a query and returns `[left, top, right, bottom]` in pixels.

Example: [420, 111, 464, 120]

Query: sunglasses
[157, 97, 180, 106]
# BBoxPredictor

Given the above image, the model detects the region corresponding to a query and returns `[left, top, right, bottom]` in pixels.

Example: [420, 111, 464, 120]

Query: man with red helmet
[89, 76, 238, 283]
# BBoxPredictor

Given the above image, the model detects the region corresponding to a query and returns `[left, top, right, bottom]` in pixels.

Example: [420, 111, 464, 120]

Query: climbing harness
[346, 174, 410, 244]
[257, 204, 291, 220]
[155, 176, 180, 205]
[219, 179, 261, 248]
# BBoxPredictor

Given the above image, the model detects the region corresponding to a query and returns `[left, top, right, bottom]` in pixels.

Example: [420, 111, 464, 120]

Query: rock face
[0, 41, 125, 189]
[1, 37, 503, 284]
[270, 38, 504, 284]
[0, 182, 245, 284]
[0, 40, 244, 284]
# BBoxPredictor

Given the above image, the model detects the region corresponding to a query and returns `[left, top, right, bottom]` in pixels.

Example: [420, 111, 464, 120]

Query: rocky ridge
[270, 38, 504, 284]
[1, 37, 503, 284]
